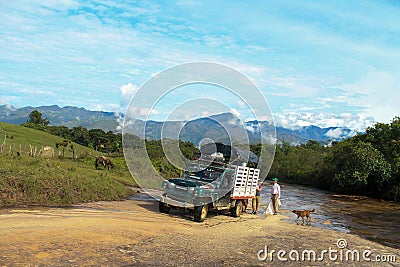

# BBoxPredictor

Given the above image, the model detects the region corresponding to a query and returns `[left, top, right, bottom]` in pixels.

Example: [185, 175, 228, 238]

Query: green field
[0, 122, 137, 206]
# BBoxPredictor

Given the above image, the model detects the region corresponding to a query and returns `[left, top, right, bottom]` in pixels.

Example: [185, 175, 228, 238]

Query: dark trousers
[271, 194, 279, 213]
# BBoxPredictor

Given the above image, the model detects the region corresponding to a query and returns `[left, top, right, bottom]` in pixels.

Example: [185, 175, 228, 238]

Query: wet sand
[0, 196, 399, 266]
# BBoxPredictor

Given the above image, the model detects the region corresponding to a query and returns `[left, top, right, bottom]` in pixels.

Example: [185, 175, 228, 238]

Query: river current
[260, 183, 400, 249]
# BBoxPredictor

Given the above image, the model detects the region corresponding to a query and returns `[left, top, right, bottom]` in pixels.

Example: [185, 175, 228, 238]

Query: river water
[259, 183, 400, 249]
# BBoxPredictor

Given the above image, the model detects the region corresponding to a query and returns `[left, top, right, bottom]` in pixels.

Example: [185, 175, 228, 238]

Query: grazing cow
[95, 156, 115, 170]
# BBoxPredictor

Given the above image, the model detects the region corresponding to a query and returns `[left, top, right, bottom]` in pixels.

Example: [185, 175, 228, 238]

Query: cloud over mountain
[273, 112, 375, 133]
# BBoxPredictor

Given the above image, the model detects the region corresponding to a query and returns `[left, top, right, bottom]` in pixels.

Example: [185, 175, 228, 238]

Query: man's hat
[272, 178, 278, 181]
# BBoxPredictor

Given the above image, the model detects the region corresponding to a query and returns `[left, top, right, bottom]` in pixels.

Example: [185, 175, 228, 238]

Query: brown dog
[292, 209, 316, 225]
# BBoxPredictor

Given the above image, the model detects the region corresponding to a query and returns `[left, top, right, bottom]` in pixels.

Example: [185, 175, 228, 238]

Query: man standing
[252, 183, 262, 214]
[271, 178, 281, 215]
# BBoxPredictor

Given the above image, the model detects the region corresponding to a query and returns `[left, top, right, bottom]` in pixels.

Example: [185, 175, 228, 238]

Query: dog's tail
[310, 208, 316, 212]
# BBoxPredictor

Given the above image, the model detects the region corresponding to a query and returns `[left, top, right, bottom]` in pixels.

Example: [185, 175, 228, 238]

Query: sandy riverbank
[0, 196, 399, 266]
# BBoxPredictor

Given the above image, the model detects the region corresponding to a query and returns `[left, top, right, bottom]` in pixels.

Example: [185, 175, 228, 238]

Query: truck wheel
[159, 201, 171, 214]
[194, 205, 208, 222]
[231, 200, 243, 217]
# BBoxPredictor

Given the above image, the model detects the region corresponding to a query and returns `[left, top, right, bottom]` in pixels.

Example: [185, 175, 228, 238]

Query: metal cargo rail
[231, 166, 260, 199]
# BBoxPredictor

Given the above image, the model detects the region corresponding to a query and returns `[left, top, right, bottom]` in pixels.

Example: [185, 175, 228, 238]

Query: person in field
[271, 178, 281, 215]
[252, 183, 262, 214]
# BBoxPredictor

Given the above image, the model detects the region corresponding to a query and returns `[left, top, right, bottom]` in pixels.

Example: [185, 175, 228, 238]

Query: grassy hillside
[0, 122, 136, 206]
[0, 122, 95, 158]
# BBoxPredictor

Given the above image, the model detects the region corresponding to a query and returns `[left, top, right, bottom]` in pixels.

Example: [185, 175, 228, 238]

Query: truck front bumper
[160, 195, 195, 209]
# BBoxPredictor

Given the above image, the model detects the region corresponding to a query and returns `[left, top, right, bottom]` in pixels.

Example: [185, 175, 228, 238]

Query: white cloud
[325, 127, 357, 140]
[228, 117, 241, 127]
[39, 0, 80, 10]
[139, 108, 159, 117]
[201, 111, 210, 117]
[125, 106, 148, 118]
[273, 112, 375, 132]
[338, 70, 400, 123]
[261, 133, 277, 145]
[230, 108, 240, 118]
[0, 99, 13, 110]
[120, 83, 138, 106]
[325, 128, 344, 139]
[202, 35, 237, 48]
[245, 125, 256, 133]
[89, 103, 120, 112]
[237, 100, 245, 108]
[265, 76, 320, 97]
[120, 68, 141, 78]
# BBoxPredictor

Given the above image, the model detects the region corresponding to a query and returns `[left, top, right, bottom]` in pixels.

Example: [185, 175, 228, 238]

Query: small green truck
[159, 155, 260, 222]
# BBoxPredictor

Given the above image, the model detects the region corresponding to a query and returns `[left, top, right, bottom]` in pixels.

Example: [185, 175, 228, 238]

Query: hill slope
[0, 122, 95, 157]
[0, 122, 136, 206]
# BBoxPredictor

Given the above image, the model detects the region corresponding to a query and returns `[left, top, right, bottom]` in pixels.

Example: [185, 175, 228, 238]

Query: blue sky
[0, 0, 399, 131]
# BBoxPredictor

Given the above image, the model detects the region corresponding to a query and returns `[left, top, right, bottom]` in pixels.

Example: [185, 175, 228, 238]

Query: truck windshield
[185, 160, 234, 182]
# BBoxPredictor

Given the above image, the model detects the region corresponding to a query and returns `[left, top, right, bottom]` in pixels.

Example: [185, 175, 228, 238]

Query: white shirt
[271, 183, 281, 198]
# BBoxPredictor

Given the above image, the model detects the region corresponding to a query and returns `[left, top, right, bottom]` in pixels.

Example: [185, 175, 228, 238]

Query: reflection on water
[260, 183, 400, 249]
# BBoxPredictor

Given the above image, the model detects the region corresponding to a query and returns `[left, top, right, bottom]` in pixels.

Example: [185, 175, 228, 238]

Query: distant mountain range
[0, 105, 355, 145]
[125, 113, 354, 145]
[0, 104, 119, 131]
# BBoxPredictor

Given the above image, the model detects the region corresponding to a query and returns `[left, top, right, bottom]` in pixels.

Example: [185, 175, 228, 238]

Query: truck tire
[194, 204, 208, 222]
[159, 201, 171, 214]
[231, 200, 243, 217]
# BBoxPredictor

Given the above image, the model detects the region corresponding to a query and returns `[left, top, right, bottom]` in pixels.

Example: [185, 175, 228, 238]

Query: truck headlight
[195, 189, 202, 197]
[168, 182, 175, 189]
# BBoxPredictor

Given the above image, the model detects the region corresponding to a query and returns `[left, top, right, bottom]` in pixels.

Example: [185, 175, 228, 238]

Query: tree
[355, 117, 400, 165]
[22, 110, 50, 130]
[302, 140, 323, 150]
[321, 140, 391, 196]
[27, 110, 49, 127]
[69, 143, 75, 160]
[88, 129, 108, 151]
[56, 139, 70, 158]
[71, 126, 89, 147]
[47, 126, 71, 139]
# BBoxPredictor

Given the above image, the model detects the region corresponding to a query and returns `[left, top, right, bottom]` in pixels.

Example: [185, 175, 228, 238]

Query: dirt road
[1, 194, 399, 266]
